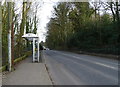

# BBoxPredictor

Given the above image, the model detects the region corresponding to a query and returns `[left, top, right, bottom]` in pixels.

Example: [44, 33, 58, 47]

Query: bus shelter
[22, 33, 40, 62]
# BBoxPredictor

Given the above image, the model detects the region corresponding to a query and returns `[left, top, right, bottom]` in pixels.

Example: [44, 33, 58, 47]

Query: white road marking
[53, 50, 118, 71]
[64, 58, 118, 82]
[94, 62, 118, 70]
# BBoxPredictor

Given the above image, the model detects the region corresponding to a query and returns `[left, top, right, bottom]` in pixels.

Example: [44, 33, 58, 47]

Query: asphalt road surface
[43, 50, 118, 85]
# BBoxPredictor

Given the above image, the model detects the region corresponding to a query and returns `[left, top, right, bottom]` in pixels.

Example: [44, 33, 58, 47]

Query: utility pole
[8, 2, 12, 71]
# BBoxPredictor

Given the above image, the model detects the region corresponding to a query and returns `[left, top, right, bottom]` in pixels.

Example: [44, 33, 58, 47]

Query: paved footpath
[2, 57, 52, 85]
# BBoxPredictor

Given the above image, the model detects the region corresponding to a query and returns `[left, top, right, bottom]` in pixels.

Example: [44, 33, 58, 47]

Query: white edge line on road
[73, 56, 118, 71]
[53, 51, 118, 71]
[94, 62, 118, 70]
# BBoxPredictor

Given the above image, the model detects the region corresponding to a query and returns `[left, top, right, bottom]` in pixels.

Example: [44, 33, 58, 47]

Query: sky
[36, 1, 56, 42]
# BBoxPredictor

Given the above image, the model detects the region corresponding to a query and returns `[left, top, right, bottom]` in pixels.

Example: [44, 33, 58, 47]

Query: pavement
[1, 50, 119, 85]
[44, 50, 118, 85]
[2, 56, 52, 85]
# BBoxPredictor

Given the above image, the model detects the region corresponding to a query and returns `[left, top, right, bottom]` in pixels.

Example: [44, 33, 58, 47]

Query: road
[43, 50, 118, 85]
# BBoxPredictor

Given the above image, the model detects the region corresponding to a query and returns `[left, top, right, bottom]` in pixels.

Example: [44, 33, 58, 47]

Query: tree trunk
[19, 2, 26, 56]
[110, 2, 116, 22]
[7, 2, 12, 71]
[11, 22, 14, 67]
[0, 2, 2, 67]
[116, 2, 120, 23]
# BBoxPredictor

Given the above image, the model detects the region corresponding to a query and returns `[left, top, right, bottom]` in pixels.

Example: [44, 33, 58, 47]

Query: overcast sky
[37, 1, 56, 42]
